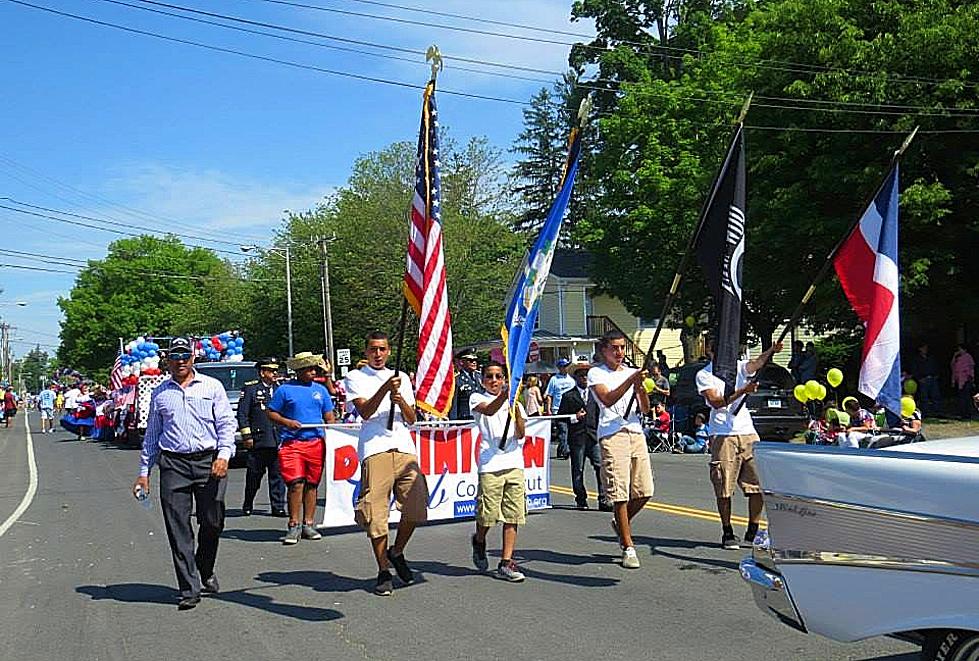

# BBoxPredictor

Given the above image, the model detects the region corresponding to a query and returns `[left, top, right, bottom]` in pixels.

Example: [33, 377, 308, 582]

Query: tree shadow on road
[76, 582, 343, 622]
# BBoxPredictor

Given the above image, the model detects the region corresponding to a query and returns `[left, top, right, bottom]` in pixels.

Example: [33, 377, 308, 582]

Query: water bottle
[134, 486, 152, 511]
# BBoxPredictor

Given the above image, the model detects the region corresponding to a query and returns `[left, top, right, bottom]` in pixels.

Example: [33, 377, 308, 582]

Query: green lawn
[922, 417, 979, 439]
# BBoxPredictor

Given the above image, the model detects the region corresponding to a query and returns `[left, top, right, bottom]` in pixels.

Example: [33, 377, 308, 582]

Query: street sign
[336, 348, 351, 366]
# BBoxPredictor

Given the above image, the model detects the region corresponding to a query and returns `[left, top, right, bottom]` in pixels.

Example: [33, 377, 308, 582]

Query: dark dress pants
[158, 452, 227, 598]
[569, 436, 606, 505]
[243, 447, 286, 511]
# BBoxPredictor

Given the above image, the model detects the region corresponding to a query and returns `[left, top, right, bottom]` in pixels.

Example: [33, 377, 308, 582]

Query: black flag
[696, 125, 747, 398]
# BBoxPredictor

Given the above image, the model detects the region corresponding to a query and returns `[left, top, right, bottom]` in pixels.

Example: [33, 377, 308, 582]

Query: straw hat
[287, 351, 326, 371]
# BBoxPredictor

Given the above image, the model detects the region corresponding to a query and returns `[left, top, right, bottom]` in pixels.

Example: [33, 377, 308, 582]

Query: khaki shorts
[355, 451, 428, 539]
[709, 433, 761, 498]
[599, 429, 655, 503]
[476, 468, 526, 527]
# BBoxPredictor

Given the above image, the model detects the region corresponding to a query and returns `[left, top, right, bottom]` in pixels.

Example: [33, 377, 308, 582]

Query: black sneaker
[386, 549, 414, 584]
[241, 505, 253, 516]
[575, 500, 589, 510]
[743, 529, 760, 547]
[374, 570, 393, 596]
[270, 509, 288, 518]
[721, 532, 740, 550]
[598, 500, 614, 513]
[177, 595, 201, 610]
[471, 534, 489, 572]
[201, 575, 219, 596]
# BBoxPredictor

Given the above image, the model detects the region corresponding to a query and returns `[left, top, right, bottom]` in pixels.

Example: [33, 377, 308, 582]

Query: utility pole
[319, 236, 336, 376]
[0, 322, 8, 383]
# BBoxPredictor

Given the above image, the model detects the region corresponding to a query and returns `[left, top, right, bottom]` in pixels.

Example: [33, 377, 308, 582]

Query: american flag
[110, 352, 124, 391]
[403, 80, 454, 418]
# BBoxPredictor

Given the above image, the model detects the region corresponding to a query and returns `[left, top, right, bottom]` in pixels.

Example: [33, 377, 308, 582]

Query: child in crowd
[644, 401, 671, 451]
[470, 361, 528, 582]
[677, 412, 709, 453]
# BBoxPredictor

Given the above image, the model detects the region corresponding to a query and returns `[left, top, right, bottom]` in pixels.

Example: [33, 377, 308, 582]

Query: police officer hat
[258, 357, 280, 371]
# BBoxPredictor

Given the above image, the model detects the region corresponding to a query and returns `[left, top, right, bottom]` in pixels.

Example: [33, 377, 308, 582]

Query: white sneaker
[622, 546, 640, 569]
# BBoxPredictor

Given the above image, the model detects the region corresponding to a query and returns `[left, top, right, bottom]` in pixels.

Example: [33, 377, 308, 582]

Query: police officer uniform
[237, 358, 286, 516]
[449, 351, 484, 420]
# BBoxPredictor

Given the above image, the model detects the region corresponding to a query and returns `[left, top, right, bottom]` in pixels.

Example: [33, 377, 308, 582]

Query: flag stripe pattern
[110, 352, 124, 391]
[502, 130, 583, 406]
[404, 80, 454, 418]
[833, 165, 902, 414]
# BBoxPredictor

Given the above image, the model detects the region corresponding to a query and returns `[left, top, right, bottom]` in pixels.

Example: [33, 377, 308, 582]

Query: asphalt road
[0, 414, 919, 661]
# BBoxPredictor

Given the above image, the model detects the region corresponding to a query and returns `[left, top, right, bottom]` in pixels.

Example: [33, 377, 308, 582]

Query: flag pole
[388, 47, 444, 430]
[624, 93, 753, 418]
[730, 126, 919, 415]
[498, 97, 590, 449]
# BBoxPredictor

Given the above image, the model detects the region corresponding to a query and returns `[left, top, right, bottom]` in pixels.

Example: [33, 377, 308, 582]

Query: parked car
[740, 437, 979, 661]
[670, 360, 807, 440]
[194, 361, 259, 465]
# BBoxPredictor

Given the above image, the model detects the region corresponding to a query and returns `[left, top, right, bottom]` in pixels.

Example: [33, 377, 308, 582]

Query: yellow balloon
[805, 380, 821, 399]
[793, 384, 809, 403]
[901, 396, 917, 418]
[685, 315, 696, 328]
[643, 377, 655, 394]
[903, 379, 918, 395]
[816, 384, 827, 401]
[826, 368, 843, 388]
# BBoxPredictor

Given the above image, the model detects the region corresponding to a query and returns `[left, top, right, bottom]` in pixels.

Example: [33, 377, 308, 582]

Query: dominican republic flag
[833, 165, 901, 415]
[695, 125, 747, 398]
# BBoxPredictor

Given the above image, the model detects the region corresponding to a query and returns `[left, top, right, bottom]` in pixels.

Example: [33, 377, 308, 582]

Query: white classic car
[741, 437, 979, 661]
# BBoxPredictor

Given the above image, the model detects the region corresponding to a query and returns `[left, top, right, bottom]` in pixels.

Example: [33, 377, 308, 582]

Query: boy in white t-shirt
[695, 337, 781, 550]
[343, 331, 426, 597]
[587, 330, 652, 570]
[469, 361, 527, 582]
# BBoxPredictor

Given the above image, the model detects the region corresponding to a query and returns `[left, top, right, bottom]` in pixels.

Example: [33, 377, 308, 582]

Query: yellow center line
[549, 485, 767, 529]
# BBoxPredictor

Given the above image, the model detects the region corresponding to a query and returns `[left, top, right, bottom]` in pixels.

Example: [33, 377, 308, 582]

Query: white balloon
[137, 336, 146, 344]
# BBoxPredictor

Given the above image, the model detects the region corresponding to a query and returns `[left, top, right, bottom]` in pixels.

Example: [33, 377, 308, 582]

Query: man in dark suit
[558, 364, 612, 511]
[237, 358, 286, 517]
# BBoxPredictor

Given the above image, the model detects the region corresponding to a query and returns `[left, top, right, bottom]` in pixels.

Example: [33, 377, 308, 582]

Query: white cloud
[100, 164, 335, 238]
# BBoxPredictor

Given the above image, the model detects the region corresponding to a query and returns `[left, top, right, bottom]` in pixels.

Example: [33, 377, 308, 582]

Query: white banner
[321, 417, 552, 528]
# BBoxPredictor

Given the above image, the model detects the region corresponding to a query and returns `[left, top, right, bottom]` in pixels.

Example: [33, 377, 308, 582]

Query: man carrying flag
[692, 124, 778, 550]
[833, 165, 902, 416]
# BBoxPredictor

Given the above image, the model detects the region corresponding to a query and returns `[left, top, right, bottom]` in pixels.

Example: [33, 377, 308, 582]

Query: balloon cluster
[794, 379, 827, 403]
[199, 332, 245, 363]
[120, 336, 163, 384]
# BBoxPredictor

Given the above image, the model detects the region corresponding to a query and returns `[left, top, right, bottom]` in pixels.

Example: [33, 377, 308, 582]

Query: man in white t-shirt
[343, 331, 426, 597]
[587, 330, 652, 570]
[696, 337, 782, 550]
[63, 385, 81, 412]
[469, 361, 527, 582]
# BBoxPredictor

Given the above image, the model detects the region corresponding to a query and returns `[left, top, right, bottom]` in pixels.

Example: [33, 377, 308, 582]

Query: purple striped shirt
[139, 371, 237, 476]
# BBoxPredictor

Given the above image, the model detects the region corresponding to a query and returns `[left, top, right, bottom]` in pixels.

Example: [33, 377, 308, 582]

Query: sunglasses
[168, 351, 193, 361]
[483, 374, 506, 380]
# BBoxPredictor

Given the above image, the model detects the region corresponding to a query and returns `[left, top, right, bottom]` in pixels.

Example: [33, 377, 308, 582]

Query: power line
[4, 0, 530, 106]
[248, 0, 979, 90]
[0, 153, 268, 244]
[66, 0, 979, 120]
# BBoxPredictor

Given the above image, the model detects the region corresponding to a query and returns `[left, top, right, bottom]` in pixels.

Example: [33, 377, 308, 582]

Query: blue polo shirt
[268, 380, 334, 442]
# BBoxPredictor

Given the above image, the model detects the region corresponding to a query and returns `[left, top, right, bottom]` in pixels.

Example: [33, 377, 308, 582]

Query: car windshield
[194, 364, 258, 392]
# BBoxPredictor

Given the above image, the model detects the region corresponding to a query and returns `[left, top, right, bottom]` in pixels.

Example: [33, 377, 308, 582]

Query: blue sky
[0, 0, 593, 359]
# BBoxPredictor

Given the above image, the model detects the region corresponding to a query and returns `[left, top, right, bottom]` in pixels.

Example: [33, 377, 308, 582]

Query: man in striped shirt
[132, 337, 237, 610]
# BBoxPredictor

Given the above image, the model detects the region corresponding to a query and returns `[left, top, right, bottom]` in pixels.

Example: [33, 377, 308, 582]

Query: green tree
[242, 137, 526, 365]
[572, 0, 979, 350]
[14, 346, 48, 392]
[58, 236, 238, 373]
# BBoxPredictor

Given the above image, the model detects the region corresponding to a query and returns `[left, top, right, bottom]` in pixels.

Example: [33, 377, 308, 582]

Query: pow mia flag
[695, 125, 747, 398]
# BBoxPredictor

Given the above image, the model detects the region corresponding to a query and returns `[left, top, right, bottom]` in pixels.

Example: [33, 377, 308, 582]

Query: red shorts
[278, 438, 325, 485]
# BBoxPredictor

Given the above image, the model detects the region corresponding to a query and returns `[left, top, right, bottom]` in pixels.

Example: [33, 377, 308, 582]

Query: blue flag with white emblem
[502, 129, 583, 406]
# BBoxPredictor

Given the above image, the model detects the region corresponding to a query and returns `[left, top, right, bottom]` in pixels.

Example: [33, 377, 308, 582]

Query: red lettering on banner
[523, 436, 546, 468]
[432, 429, 457, 475]
[459, 428, 473, 473]
[333, 445, 359, 481]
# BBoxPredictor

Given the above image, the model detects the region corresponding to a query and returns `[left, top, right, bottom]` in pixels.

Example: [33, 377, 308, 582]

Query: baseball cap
[170, 337, 193, 352]
[556, 358, 572, 368]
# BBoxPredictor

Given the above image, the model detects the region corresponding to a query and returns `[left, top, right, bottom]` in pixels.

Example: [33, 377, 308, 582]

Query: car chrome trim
[764, 491, 979, 530]
[763, 492, 979, 578]
[739, 558, 807, 633]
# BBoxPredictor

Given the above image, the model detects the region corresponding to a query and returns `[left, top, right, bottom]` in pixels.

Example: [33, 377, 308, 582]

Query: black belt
[162, 449, 217, 460]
